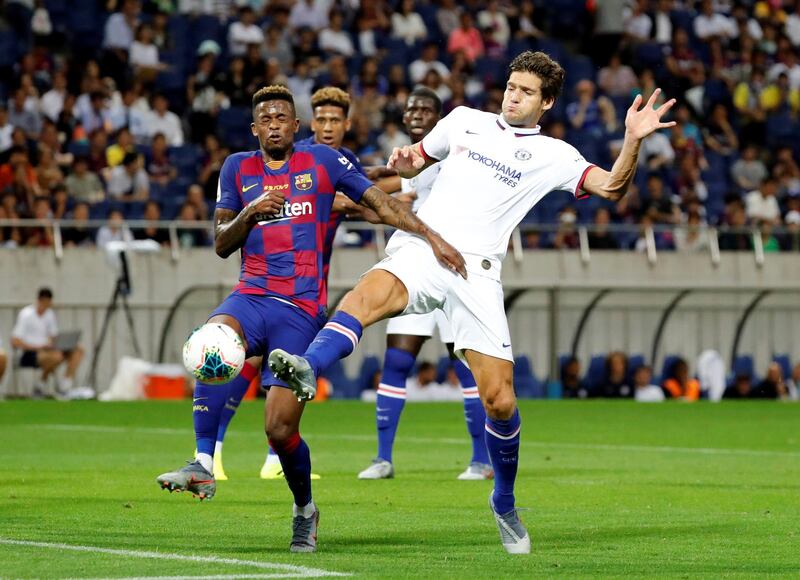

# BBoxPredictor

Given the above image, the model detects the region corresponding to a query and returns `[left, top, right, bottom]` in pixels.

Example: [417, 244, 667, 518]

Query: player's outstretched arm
[581, 88, 676, 201]
[214, 190, 286, 258]
[360, 186, 467, 278]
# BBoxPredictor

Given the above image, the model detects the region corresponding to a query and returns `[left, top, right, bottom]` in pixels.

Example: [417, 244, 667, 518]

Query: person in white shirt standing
[268, 50, 675, 554]
[11, 287, 84, 395]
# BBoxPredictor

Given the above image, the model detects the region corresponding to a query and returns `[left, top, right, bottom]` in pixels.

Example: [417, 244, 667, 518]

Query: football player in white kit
[357, 87, 492, 482]
[269, 51, 675, 554]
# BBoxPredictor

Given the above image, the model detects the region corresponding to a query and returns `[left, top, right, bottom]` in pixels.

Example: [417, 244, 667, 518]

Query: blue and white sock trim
[324, 321, 359, 350]
[485, 423, 522, 440]
[377, 383, 407, 400]
[461, 386, 480, 400]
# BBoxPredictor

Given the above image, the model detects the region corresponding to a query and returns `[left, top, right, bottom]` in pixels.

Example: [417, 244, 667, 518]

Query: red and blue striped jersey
[215, 144, 372, 320]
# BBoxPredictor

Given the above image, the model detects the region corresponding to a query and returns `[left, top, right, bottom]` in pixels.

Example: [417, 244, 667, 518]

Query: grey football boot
[268, 349, 317, 401]
[290, 503, 320, 553]
[156, 460, 216, 500]
[489, 492, 531, 554]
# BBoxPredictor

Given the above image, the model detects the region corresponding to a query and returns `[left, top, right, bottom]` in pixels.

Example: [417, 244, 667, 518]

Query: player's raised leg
[464, 349, 529, 554]
[265, 386, 319, 552]
[358, 334, 424, 479]
[269, 269, 410, 400]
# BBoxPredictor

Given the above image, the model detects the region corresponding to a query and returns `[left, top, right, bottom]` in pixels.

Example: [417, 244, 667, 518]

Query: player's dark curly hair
[408, 86, 442, 115]
[311, 87, 351, 116]
[508, 51, 565, 103]
[252, 85, 295, 114]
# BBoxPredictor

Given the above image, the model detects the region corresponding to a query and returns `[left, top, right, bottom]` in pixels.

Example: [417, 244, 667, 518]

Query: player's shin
[303, 311, 363, 376]
[270, 433, 313, 508]
[192, 381, 229, 473]
[455, 359, 490, 465]
[484, 408, 521, 514]
[376, 348, 415, 462]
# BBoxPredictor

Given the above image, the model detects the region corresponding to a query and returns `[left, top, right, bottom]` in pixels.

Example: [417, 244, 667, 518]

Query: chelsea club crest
[514, 149, 532, 161]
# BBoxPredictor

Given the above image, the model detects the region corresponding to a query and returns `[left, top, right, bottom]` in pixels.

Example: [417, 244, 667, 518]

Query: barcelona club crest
[294, 173, 313, 191]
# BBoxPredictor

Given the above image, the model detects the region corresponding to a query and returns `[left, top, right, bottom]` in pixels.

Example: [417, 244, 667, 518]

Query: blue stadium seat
[514, 355, 543, 398]
[323, 359, 357, 399]
[732, 355, 754, 380]
[584, 354, 606, 393]
[772, 354, 792, 382]
[658, 355, 680, 384]
[217, 107, 255, 151]
[358, 355, 382, 394]
[627, 354, 645, 384]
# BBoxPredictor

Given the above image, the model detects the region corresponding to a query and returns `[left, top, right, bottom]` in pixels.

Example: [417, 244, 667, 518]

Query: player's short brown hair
[310, 87, 351, 117]
[508, 51, 565, 103]
[252, 85, 295, 114]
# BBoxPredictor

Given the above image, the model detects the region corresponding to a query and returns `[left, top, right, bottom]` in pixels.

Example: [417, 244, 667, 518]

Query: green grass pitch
[1, 400, 799, 578]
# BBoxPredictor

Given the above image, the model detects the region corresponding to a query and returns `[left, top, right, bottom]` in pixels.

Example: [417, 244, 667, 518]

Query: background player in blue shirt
[157, 85, 464, 553]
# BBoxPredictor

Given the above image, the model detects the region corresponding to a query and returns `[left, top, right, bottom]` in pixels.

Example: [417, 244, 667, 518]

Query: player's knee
[384, 347, 415, 376]
[481, 377, 516, 419]
[265, 421, 296, 448]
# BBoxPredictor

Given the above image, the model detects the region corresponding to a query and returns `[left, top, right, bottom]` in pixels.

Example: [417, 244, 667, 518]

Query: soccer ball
[182, 323, 246, 385]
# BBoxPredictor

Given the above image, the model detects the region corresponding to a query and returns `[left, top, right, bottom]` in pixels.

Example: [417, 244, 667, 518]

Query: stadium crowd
[1, 0, 800, 252]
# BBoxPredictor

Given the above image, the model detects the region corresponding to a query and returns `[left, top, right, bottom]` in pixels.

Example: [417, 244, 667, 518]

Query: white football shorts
[372, 238, 513, 362]
[386, 308, 454, 343]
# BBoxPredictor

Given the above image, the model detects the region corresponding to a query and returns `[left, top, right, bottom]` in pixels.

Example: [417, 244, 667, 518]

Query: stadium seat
[322, 359, 357, 399]
[732, 355, 754, 380]
[583, 354, 606, 393]
[658, 355, 681, 384]
[514, 355, 544, 399]
[772, 354, 792, 382]
[627, 354, 645, 383]
[358, 355, 382, 394]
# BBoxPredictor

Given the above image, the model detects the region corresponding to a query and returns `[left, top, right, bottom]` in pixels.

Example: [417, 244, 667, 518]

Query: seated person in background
[11, 287, 84, 394]
[597, 351, 631, 397]
[146, 132, 177, 185]
[406, 361, 461, 402]
[96, 208, 133, 248]
[662, 358, 700, 401]
[750, 362, 788, 399]
[134, 200, 170, 246]
[633, 365, 664, 402]
[0, 335, 7, 384]
[723, 373, 753, 399]
[61, 202, 95, 247]
[561, 355, 589, 399]
[107, 152, 149, 202]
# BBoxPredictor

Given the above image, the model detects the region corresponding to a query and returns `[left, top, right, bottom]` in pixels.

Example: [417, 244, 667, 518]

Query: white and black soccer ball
[182, 323, 246, 385]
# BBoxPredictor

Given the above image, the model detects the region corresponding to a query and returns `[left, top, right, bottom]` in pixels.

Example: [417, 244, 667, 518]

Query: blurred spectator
[662, 358, 700, 401]
[478, 0, 510, 50]
[561, 356, 588, 398]
[39, 121, 72, 169]
[724, 373, 753, 399]
[406, 361, 461, 401]
[107, 152, 149, 202]
[592, 0, 627, 66]
[147, 94, 184, 147]
[51, 184, 69, 220]
[731, 144, 768, 191]
[185, 183, 209, 221]
[597, 351, 631, 397]
[0, 146, 41, 213]
[96, 208, 132, 247]
[751, 362, 788, 399]
[786, 362, 800, 399]
[597, 53, 638, 98]
[623, 0, 652, 45]
[718, 201, 751, 251]
[703, 104, 739, 157]
[61, 202, 95, 247]
[188, 50, 230, 142]
[262, 24, 293, 71]
[25, 196, 54, 247]
[788, 2, 800, 47]
[448, 12, 484, 63]
[77, 91, 113, 136]
[513, 0, 544, 42]
[289, 0, 329, 31]
[130, 22, 167, 82]
[633, 365, 665, 402]
[587, 207, 620, 249]
[377, 122, 411, 160]
[567, 80, 611, 136]
[638, 131, 675, 172]
[674, 210, 709, 252]
[40, 70, 68, 123]
[0, 334, 6, 385]
[134, 200, 170, 246]
[693, 0, 736, 44]
[176, 202, 208, 247]
[0, 105, 12, 160]
[35, 147, 63, 192]
[106, 127, 136, 168]
[228, 6, 264, 57]
[745, 177, 781, 224]
[553, 207, 579, 249]
[437, 0, 461, 38]
[65, 156, 104, 204]
[772, 146, 800, 197]
[103, 0, 139, 52]
[146, 133, 177, 185]
[641, 174, 680, 225]
[410, 43, 450, 85]
[757, 219, 780, 252]
[8, 88, 42, 139]
[392, 0, 427, 46]
[320, 11, 355, 57]
[665, 28, 703, 94]
[651, 0, 673, 46]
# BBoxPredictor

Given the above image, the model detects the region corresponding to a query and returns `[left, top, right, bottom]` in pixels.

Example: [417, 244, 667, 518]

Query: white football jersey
[401, 162, 441, 212]
[389, 106, 595, 263]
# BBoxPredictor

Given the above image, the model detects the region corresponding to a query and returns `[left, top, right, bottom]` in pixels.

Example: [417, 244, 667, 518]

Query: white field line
[66, 576, 327, 580]
[0, 538, 349, 579]
[21, 423, 800, 459]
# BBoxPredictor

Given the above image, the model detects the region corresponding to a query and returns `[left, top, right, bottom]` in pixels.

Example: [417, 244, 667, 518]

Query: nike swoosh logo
[193, 397, 208, 402]
[466, 130, 480, 135]
[502, 343, 511, 348]
[376, 407, 390, 412]
[242, 183, 258, 193]
[499, 449, 516, 455]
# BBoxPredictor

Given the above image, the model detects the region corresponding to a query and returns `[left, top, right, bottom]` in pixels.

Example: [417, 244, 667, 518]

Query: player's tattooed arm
[360, 186, 467, 278]
[582, 89, 676, 201]
[214, 190, 286, 258]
